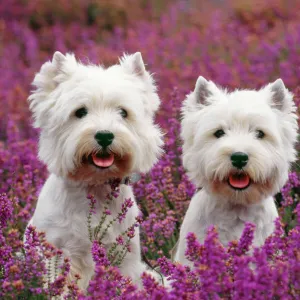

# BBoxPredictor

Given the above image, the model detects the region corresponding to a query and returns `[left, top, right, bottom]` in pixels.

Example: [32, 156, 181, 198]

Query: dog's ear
[194, 76, 221, 106]
[119, 52, 146, 77]
[120, 52, 161, 114]
[267, 79, 294, 113]
[30, 51, 77, 95]
[194, 76, 212, 105]
[28, 51, 78, 128]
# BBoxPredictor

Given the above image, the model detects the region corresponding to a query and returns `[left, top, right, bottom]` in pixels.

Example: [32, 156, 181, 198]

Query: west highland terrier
[26, 51, 163, 289]
[175, 76, 298, 265]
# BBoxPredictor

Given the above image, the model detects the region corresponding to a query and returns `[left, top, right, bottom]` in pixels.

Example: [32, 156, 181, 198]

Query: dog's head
[29, 52, 163, 185]
[181, 76, 298, 204]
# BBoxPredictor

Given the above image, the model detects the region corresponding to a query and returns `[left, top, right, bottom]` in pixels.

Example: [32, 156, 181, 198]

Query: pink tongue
[229, 174, 250, 189]
[92, 153, 114, 168]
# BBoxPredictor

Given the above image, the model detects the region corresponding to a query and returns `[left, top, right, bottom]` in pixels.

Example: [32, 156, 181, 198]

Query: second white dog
[27, 51, 163, 289]
[175, 76, 298, 265]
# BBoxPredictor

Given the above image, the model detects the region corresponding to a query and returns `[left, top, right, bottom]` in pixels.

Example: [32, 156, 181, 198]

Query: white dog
[175, 76, 298, 265]
[27, 51, 163, 289]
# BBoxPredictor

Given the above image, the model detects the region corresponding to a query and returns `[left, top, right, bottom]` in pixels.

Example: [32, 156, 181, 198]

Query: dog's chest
[88, 199, 136, 244]
[55, 185, 138, 256]
[198, 207, 241, 242]
[195, 194, 269, 246]
[210, 212, 248, 245]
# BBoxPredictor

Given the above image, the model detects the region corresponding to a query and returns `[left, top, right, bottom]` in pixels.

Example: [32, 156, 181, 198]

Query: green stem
[94, 193, 114, 239]
[107, 242, 118, 260]
[47, 259, 52, 296]
[99, 217, 118, 242]
[113, 239, 131, 267]
[54, 253, 59, 280]
[94, 205, 109, 239]
[87, 211, 93, 242]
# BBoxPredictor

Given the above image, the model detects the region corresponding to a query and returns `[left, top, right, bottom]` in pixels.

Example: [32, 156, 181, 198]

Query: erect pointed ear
[119, 52, 161, 115]
[28, 51, 78, 128]
[119, 52, 146, 77]
[52, 51, 67, 70]
[30, 51, 77, 95]
[193, 76, 221, 106]
[267, 78, 294, 113]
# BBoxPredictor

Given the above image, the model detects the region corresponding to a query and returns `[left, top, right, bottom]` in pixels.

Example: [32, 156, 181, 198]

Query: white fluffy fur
[175, 76, 298, 265]
[26, 51, 164, 289]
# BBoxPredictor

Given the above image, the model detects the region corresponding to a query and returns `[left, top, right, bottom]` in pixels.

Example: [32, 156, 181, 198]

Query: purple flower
[229, 222, 255, 256]
[0, 193, 13, 228]
[87, 194, 96, 214]
[91, 240, 110, 267]
[118, 198, 134, 223]
[104, 209, 111, 215]
[116, 235, 124, 245]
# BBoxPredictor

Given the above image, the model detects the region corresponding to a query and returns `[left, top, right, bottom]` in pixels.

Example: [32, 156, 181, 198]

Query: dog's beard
[206, 169, 277, 205]
[68, 150, 132, 185]
[68, 134, 135, 185]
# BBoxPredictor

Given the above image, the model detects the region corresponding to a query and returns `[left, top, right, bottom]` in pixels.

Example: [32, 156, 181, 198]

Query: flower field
[0, 0, 299, 298]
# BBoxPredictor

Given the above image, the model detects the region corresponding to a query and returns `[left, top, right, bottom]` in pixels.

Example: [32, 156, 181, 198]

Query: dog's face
[181, 77, 298, 204]
[29, 52, 163, 184]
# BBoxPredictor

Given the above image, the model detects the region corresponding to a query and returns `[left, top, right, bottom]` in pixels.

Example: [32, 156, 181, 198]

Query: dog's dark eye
[256, 130, 265, 139]
[120, 108, 128, 118]
[75, 107, 88, 119]
[214, 129, 225, 138]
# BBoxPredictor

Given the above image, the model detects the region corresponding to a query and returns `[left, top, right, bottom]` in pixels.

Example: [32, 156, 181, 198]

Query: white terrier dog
[27, 51, 163, 289]
[175, 76, 298, 265]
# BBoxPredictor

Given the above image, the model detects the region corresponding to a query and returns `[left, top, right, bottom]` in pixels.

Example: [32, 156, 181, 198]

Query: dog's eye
[75, 107, 88, 119]
[120, 108, 128, 118]
[214, 129, 225, 138]
[256, 130, 265, 139]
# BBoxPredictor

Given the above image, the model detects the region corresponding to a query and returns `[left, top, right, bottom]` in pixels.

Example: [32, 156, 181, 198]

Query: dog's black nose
[94, 131, 114, 148]
[231, 152, 248, 169]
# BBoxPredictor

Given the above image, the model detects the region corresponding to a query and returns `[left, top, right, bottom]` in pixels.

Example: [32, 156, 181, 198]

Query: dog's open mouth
[90, 152, 115, 169]
[228, 172, 250, 190]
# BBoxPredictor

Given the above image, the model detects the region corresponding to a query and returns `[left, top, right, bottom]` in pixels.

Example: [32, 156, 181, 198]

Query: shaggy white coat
[175, 76, 298, 265]
[26, 51, 164, 289]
